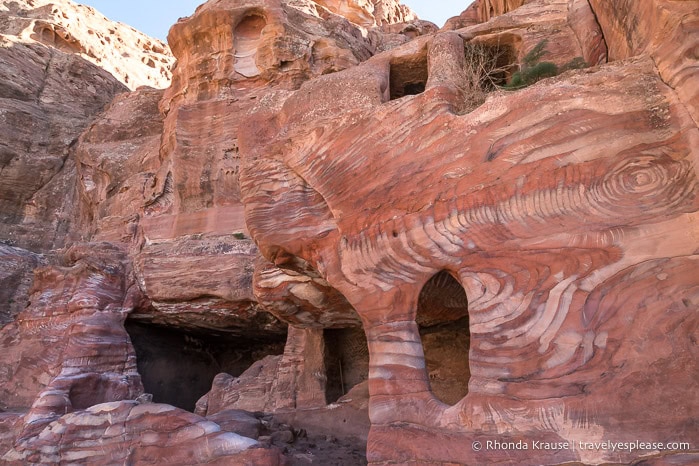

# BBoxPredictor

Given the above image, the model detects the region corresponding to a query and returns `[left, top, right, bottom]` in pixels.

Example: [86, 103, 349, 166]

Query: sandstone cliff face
[74, 0, 435, 335]
[1, 0, 698, 464]
[0, 29, 125, 251]
[237, 0, 699, 463]
[314, 0, 416, 28]
[1, 0, 173, 89]
[0, 245, 42, 326]
[477, 0, 527, 22]
[589, 0, 699, 125]
[0, 0, 174, 252]
[0, 243, 143, 410]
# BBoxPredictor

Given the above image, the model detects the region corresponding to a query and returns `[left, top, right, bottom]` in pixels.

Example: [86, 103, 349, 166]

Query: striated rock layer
[0, 245, 42, 326]
[0, 243, 143, 411]
[237, 0, 699, 464]
[72, 0, 436, 333]
[3, 401, 285, 465]
[0, 0, 173, 252]
[0, 0, 698, 464]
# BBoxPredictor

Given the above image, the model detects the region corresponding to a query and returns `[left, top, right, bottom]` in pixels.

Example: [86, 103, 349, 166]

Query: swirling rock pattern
[238, 1, 699, 464]
[2, 401, 284, 465]
[69, 0, 437, 334]
[1, 0, 698, 464]
[0, 243, 143, 410]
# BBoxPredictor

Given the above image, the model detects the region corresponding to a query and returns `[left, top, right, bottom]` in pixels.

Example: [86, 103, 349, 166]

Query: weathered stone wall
[1, 0, 697, 464]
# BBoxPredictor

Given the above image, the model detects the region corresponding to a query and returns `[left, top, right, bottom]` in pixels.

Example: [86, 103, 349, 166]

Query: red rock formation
[0, 0, 173, 252]
[314, 0, 416, 28]
[132, 237, 286, 334]
[0, 0, 399, 462]
[1, 0, 698, 464]
[2, 0, 173, 89]
[254, 256, 361, 327]
[0, 37, 125, 251]
[204, 325, 351, 414]
[477, 0, 526, 22]
[197, 327, 331, 414]
[236, 1, 699, 464]
[588, 0, 699, 125]
[3, 401, 285, 465]
[443, 2, 479, 31]
[89, 0, 435, 334]
[0, 245, 42, 326]
[0, 243, 143, 410]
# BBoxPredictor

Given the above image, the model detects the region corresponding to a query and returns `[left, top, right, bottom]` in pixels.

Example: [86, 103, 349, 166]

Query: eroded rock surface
[0, 245, 42, 326]
[0, 35, 125, 251]
[1, 0, 698, 464]
[0, 0, 174, 252]
[3, 401, 284, 465]
[589, 0, 699, 124]
[0, 243, 142, 410]
[1, 0, 173, 89]
[314, 0, 416, 28]
[237, 0, 699, 464]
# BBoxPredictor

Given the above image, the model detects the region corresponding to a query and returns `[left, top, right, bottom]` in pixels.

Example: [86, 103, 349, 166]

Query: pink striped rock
[237, 1, 699, 464]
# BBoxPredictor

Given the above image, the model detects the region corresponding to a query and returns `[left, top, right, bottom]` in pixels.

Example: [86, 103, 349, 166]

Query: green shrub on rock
[504, 39, 585, 90]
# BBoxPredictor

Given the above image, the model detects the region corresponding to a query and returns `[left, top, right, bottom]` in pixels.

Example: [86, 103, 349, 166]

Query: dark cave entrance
[389, 51, 429, 100]
[417, 270, 471, 405]
[465, 35, 520, 91]
[125, 321, 285, 412]
[324, 327, 370, 404]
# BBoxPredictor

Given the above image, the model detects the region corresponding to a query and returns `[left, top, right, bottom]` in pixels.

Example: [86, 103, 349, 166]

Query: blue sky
[77, 1, 471, 41]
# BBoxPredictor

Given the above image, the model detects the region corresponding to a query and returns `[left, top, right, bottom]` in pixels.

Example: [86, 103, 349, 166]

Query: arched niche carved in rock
[389, 50, 428, 100]
[324, 327, 369, 404]
[234, 13, 266, 78]
[416, 270, 471, 405]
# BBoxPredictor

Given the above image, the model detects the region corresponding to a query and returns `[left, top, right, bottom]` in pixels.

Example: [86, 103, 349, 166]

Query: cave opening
[417, 270, 471, 405]
[234, 12, 266, 77]
[464, 37, 519, 92]
[389, 51, 429, 100]
[324, 327, 370, 404]
[125, 320, 285, 412]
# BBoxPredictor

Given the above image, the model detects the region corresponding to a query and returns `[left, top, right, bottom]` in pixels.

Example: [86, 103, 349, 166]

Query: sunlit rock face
[1, 0, 698, 464]
[237, 0, 699, 464]
[588, 0, 699, 125]
[1, 0, 173, 89]
[313, 0, 417, 28]
[0, 0, 174, 252]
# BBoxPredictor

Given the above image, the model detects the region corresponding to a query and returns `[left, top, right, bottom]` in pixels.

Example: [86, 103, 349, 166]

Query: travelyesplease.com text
[471, 439, 691, 453]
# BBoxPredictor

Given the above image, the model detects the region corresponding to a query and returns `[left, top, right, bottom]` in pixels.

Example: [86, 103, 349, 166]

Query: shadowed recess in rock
[324, 327, 370, 403]
[468, 34, 520, 88]
[125, 321, 285, 411]
[389, 49, 428, 100]
[234, 12, 266, 78]
[417, 270, 471, 405]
